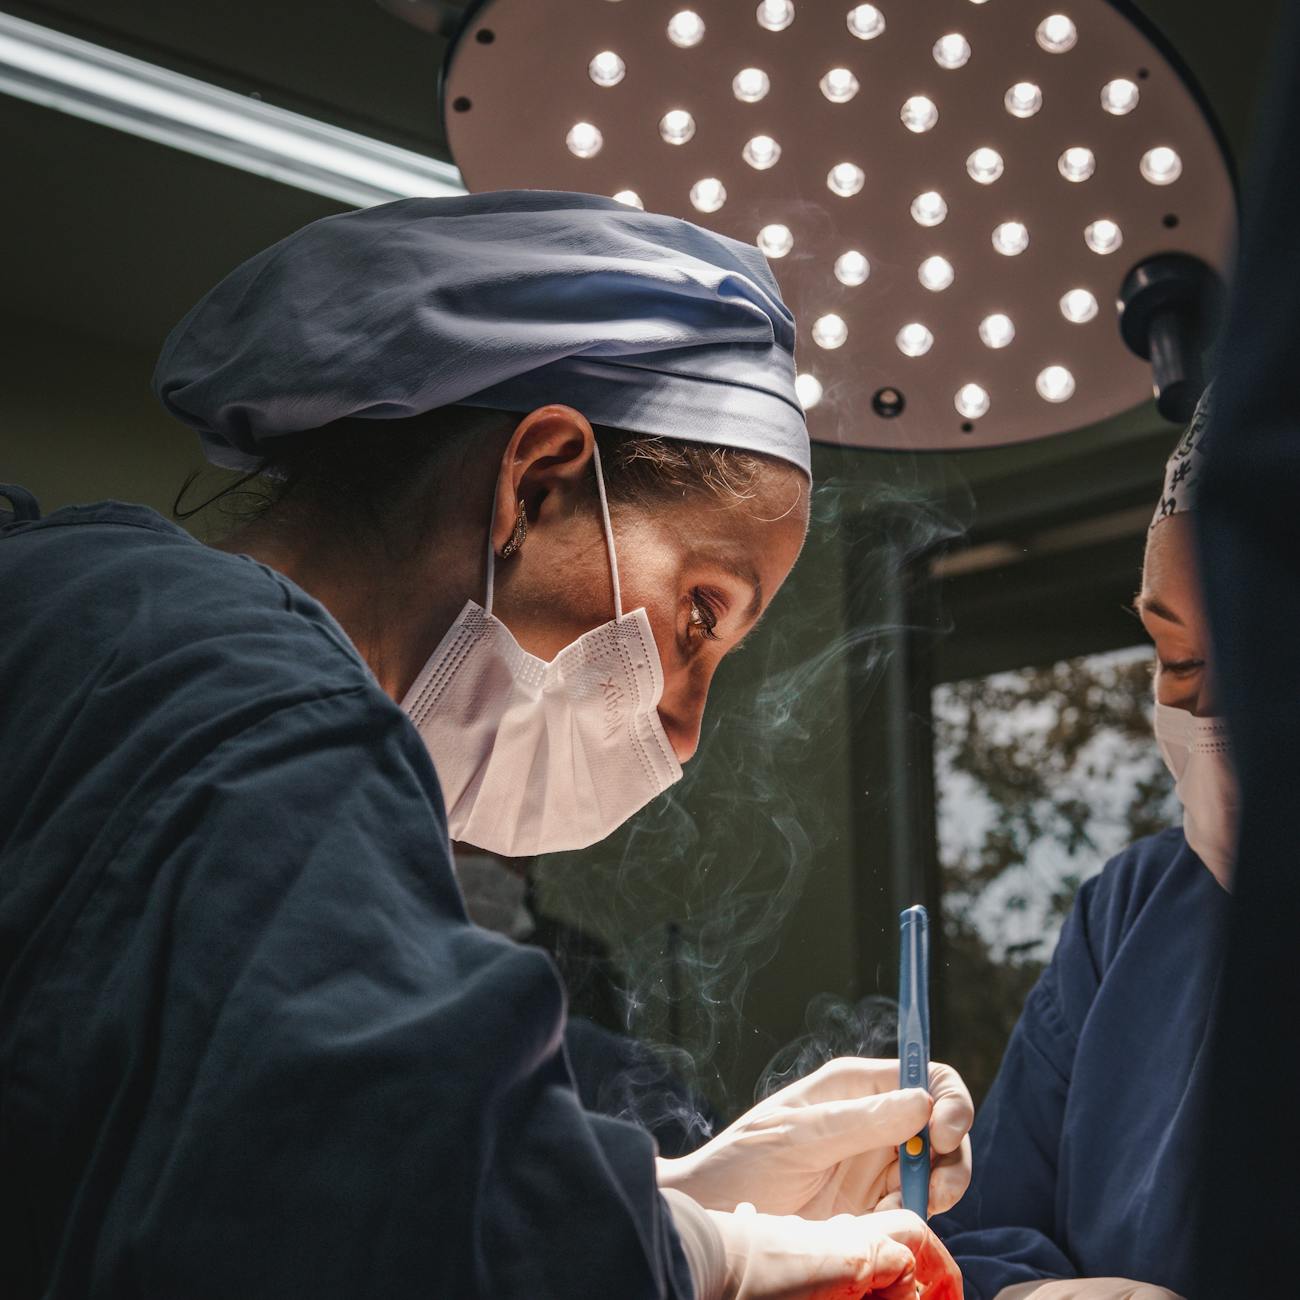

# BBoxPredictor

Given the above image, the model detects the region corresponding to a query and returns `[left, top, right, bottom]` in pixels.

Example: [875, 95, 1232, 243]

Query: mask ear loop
[484, 438, 623, 620]
[484, 483, 500, 617]
[590, 440, 623, 618]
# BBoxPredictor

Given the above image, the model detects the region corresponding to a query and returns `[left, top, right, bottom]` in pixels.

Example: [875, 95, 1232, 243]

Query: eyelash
[688, 588, 721, 641]
[1160, 658, 1204, 675]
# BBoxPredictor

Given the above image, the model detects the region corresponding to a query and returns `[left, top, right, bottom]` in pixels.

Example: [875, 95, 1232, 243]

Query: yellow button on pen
[905, 1135, 925, 1158]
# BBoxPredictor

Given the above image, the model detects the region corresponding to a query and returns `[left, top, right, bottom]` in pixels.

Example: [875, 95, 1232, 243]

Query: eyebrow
[719, 557, 764, 623]
[1135, 594, 1185, 626]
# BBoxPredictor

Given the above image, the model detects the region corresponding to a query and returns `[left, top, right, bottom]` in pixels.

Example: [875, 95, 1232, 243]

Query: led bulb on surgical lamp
[979, 313, 1015, 349]
[667, 11, 706, 48]
[835, 251, 870, 285]
[1005, 82, 1043, 117]
[566, 122, 602, 158]
[743, 135, 781, 169]
[820, 68, 859, 103]
[689, 178, 726, 212]
[919, 256, 955, 292]
[911, 191, 947, 227]
[1085, 219, 1123, 254]
[757, 223, 793, 257]
[1101, 78, 1140, 115]
[660, 110, 695, 146]
[756, 0, 795, 33]
[933, 34, 971, 70]
[901, 96, 939, 133]
[1036, 14, 1078, 53]
[1036, 365, 1077, 402]
[1059, 147, 1096, 182]
[967, 147, 1004, 184]
[812, 314, 849, 349]
[897, 323, 934, 357]
[827, 162, 865, 197]
[992, 222, 1029, 256]
[588, 52, 625, 88]
[1141, 147, 1182, 185]
[733, 67, 770, 102]
[955, 383, 991, 419]
[847, 5, 885, 40]
[795, 372, 823, 408]
[1061, 288, 1100, 323]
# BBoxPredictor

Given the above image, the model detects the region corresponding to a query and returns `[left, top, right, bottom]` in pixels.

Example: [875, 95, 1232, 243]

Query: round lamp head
[443, 0, 1234, 450]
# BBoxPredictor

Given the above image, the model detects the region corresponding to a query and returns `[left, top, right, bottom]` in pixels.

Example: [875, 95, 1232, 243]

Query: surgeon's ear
[491, 405, 596, 554]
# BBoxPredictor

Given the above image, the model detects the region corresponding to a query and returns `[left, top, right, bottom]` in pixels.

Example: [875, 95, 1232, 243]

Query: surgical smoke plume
[535, 456, 965, 1134]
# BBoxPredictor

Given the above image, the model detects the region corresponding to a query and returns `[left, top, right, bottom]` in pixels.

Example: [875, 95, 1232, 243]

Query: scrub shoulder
[1069, 826, 1201, 975]
[0, 500, 692, 1296]
[0, 494, 446, 943]
[1, 498, 397, 768]
[5, 498, 370, 676]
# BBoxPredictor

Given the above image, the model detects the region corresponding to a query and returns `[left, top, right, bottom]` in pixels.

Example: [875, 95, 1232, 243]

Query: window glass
[933, 645, 1178, 1102]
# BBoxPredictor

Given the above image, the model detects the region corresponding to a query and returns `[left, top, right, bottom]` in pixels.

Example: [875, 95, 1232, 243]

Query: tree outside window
[933, 646, 1179, 1102]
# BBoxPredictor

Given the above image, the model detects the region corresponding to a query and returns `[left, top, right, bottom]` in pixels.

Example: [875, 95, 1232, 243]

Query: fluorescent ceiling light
[0, 12, 466, 208]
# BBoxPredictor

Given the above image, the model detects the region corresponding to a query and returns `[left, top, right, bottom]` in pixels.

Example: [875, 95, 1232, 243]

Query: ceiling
[0, 0, 1286, 450]
[4, 0, 456, 151]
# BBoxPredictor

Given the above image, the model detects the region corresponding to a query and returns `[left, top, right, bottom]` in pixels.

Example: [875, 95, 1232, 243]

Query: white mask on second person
[400, 445, 682, 858]
[1153, 702, 1238, 890]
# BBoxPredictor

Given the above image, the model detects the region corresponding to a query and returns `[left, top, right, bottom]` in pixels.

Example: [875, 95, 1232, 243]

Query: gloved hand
[664, 1191, 963, 1300]
[657, 1057, 974, 1218]
[720, 1204, 963, 1300]
[994, 1282, 1184, 1300]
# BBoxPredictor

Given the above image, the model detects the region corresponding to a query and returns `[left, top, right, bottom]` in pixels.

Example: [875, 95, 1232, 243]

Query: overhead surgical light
[0, 11, 464, 209]
[442, 0, 1234, 449]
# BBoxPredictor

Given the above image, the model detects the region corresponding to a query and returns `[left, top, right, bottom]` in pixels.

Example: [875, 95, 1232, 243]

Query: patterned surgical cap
[1151, 384, 1213, 529]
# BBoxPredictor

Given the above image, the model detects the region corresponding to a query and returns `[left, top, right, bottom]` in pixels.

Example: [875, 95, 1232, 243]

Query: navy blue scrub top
[0, 499, 692, 1300]
[936, 828, 1226, 1299]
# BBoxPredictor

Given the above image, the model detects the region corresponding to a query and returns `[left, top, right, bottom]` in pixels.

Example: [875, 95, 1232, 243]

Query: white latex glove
[718, 1205, 964, 1300]
[658, 1057, 974, 1219]
[994, 1282, 1184, 1300]
[664, 1191, 963, 1300]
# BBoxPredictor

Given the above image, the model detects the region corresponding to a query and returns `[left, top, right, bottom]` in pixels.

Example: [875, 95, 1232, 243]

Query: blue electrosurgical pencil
[898, 904, 931, 1218]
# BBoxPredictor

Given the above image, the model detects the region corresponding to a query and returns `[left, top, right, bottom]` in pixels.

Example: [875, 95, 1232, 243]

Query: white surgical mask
[400, 445, 682, 857]
[1153, 702, 1238, 890]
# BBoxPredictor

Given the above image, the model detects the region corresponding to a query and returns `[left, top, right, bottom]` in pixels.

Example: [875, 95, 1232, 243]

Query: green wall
[2, 315, 205, 517]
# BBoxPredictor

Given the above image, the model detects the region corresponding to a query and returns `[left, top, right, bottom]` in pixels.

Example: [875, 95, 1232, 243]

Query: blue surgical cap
[153, 191, 810, 477]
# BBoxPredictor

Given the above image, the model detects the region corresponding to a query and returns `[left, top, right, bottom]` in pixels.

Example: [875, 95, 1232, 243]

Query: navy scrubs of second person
[936, 391, 1235, 1300]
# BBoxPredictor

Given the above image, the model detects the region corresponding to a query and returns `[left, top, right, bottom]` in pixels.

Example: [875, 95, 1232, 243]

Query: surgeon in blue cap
[0, 192, 969, 1300]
